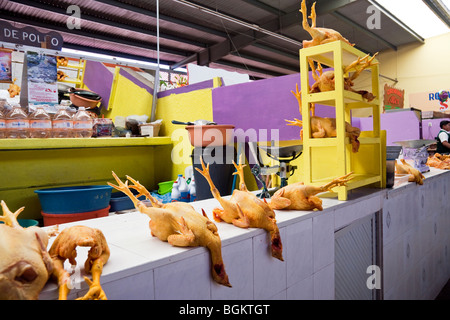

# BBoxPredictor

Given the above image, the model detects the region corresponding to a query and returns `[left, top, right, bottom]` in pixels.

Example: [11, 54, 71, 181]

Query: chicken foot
[0, 200, 24, 229]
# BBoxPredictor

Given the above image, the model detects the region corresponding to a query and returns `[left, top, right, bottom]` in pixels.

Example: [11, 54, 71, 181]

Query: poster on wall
[410, 90, 450, 112]
[26, 51, 58, 107]
[383, 84, 404, 112]
[0, 48, 12, 83]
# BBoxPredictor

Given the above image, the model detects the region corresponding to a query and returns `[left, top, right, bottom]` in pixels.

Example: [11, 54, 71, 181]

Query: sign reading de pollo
[0, 20, 63, 50]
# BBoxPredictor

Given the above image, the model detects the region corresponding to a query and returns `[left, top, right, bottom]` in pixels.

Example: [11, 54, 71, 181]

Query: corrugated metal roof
[0, 0, 428, 80]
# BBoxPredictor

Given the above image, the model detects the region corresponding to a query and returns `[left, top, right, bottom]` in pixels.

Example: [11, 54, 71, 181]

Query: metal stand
[250, 144, 303, 198]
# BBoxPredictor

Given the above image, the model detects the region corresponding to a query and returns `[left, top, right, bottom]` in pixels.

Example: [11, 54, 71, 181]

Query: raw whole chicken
[269, 173, 353, 211]
[108, 172, 231, 287]
[307, 55, 378, 102]
[0, 201, 54, 300]
[195, 159, 283, 261]
[427, 153, 450, 170]
[300, 0, 354, 48]
[395, 159, 425, 185]
[49, 225, 110, 300]
[286, 117, 361, 153]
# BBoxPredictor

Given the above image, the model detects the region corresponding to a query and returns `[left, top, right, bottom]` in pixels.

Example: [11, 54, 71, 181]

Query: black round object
[191, 146, 236, 200]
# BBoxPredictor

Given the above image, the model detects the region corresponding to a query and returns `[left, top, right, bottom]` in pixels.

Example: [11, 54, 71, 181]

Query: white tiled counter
[38, 166, 450, 300]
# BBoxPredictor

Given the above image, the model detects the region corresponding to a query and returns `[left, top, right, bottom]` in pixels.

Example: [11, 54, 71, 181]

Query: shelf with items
[299, 41, 384, 201]
[57, 58, 86, 88]
[0, 136, 172, 150]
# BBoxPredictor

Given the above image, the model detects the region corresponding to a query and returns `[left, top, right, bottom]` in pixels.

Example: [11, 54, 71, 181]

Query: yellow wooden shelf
[304, 136, 380, 148]
[0, 136, 172, 150]
[305, 90, 380, 107]
[58, 78, 82, 85]
[299, 41, 385, 201]
[58, 63, 85, 70]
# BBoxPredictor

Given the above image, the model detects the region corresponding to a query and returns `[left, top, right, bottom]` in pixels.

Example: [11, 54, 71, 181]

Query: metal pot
[171, 119, 217, 126]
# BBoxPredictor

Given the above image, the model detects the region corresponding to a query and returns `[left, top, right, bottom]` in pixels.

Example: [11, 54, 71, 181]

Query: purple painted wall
[83, 60, 114, 109]
[422, 118, 450, 141]
[211, 72, 335, 142]
[357, 112, 450, 145]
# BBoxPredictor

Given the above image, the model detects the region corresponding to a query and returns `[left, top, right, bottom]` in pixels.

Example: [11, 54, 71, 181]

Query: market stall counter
[38, 165, 450, 300]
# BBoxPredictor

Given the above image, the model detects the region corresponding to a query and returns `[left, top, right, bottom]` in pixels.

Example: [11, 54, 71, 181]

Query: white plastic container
[29, 106, 52, 138]
[5, 104, 29, 139]
[0, 109, 6, 139]
[177, 174, 190, 202]
[52, 106, 74, 138]
[73, 107, 93, 138]
[189, 177, 196, 202]
[171, 180, 181, 202]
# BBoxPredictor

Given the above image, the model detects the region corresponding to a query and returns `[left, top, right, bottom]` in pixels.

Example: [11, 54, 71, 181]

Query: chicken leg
[270, 172, 353, 211]
[49, 226, 110, 300]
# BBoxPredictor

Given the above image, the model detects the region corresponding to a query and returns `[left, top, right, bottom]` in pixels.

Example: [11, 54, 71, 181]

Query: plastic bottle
[5, 104, 29, 139]
[189, 176, 196, 202]
[52, 105, 74, 138]
[177, 174, 190, 202]
[29, 106, 52, 138]
[171, 180, 181, 202]
[73, 107, 93, 138]
[0, 109, 5, 139]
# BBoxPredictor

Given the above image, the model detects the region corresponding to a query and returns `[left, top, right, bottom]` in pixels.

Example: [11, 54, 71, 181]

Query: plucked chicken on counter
[195, 158, 283, 261]
[109, 172, 231, 287]
[0, 200, 110, 300]
[269, 173, 353, 211]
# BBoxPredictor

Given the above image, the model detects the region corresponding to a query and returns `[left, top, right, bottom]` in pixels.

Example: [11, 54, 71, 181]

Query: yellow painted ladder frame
[299, 41, 385, 200]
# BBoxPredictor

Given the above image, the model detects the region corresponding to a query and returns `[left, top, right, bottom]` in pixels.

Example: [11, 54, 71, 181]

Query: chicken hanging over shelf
[108, 172, 231, 287]
[269, 173, 353, 211]
[0, 201, 54, 300]
[395, 159, 425, 185]
[49, 225, 110, 300]
[195, 158, 283, 261]
[299, 0, 354, 48]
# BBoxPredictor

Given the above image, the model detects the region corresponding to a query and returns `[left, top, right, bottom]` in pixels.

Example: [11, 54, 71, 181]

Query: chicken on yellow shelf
[195, 158, 283, 262]
[269, 173, 353, 211]
[109, 172, 231, 287]
[299, 0, 354, 49]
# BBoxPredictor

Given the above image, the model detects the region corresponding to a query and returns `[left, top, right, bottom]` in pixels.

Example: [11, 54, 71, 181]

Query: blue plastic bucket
[35, 185, 113, 214]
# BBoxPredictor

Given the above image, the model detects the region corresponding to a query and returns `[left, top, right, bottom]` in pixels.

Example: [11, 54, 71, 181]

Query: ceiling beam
[368, 0, 425, 43]
[169, 1, 301, 69]
[8, 0, 208, 48]
[0, 13, 189, 57]
[331, 11, 397, 51]
[95, 0, 228, 38]
[423, 0, 450, 28]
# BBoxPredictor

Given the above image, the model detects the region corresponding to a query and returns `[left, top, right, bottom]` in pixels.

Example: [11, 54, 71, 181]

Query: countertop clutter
[39, 165, 450, 300]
